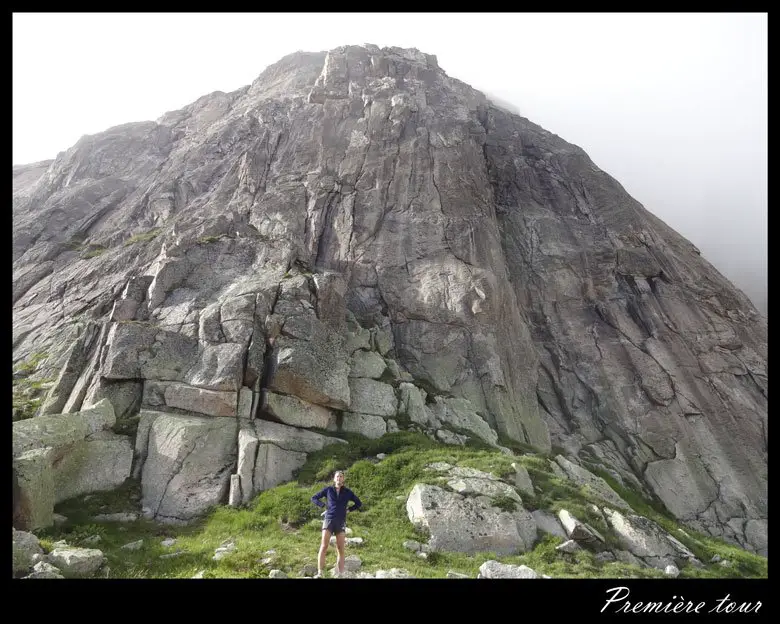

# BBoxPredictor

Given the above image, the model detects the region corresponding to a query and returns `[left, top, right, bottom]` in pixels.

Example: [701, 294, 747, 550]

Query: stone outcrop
[13, 529, 44, 576]
[264, 392, 337, 430]
[47, 545, 108, 578]
[603, 507, 702, 570]
[13, 530, 107, 579]
[553, 455, 631, 511]
[11, 43, 766, 552]
[532, 510, 568, 540]
[247, 419, 347, 494]
[135, 411, 237, 523]
[12, 399, 133, 531]
[478, 560, 539, 579]
[558, 509, 606, 547]
[406, 476, 536, 555]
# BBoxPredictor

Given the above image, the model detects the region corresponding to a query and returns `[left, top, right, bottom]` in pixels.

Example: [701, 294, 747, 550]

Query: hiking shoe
[313, 572, 323, 578]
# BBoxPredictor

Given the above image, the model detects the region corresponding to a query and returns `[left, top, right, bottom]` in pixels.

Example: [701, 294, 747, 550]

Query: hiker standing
[311, 470, 362, 577]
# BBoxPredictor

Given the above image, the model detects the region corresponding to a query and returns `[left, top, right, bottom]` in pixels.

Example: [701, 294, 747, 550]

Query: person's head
[333, 470, 345, 487]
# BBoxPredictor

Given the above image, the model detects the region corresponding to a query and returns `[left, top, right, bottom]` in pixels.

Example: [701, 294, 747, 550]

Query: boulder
[46, 546, 107, 578]
[406, 483, 536, 555]
[139, 412, 237, 523]
[13, 529, 43, 577]
[478, 560, 538, 579]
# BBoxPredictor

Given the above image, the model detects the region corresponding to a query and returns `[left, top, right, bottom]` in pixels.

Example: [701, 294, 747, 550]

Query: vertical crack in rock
[216, 303, 229, 344]
[374, 267, 393, 322]
[261, 131, 284, 196]
[313, 189, 340, 271]
[256, 333, 277, 418]
[245, 280, 283, 419]
[244, 428, 260, 497]
[590, 322, 605, 361]
[239, 292, 261, 415]
[425, 131, 454, 261]
[378, 112, 401, 238]
[760, 417, 767, 454]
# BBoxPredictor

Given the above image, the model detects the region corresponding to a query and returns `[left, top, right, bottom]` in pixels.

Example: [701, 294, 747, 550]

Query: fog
[13, 13, 767, 314]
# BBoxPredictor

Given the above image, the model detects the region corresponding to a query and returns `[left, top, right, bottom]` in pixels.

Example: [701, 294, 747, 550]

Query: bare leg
[336, 532, 346, 574]
[318, 529, 331, 575]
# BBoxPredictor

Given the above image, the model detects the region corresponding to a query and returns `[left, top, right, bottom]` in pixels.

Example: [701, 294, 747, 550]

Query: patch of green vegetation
[31, 432, 765, 580]
[581, 462, 768, 579]
[82, 245, 108, 258]
[12, 394, 42, 421]
[123, 228, 161, 247]
[38, 538, 55, 553]
[64, 238, 88, 252]
[491, 495, 518, 513]
[13, 351, 49, 377]
[293, 431, 436, 484]
[12, 351, 53, 421]
[510, 459, 623, 549]
[524, 466, 582, 510]
[585, 463, 670, 518]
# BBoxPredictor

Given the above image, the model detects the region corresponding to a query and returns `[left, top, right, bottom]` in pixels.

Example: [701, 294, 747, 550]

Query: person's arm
[311, 487, 328, 508]
[347, 490, 362, 513]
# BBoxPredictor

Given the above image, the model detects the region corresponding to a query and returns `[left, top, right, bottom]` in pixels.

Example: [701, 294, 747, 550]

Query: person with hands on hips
[310, 470, 362, 577]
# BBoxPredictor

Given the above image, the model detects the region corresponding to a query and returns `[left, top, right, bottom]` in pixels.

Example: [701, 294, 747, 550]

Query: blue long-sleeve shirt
[311, 485, 362, 525]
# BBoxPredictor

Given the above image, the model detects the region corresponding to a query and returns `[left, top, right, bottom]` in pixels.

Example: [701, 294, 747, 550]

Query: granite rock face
[12, 44, 766, 552]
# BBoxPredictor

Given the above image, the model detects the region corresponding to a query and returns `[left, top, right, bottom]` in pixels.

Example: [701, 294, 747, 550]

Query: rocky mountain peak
[12, 43, 766, 557]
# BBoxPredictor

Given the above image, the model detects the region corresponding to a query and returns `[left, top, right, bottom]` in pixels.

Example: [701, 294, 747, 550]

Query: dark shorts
[322, 518, 346, 534]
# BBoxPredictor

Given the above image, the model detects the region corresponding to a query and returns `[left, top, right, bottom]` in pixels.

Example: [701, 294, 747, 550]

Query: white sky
[12, 12, 767, 313]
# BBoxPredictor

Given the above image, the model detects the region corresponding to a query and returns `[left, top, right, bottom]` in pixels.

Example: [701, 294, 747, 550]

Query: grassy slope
[36, 432, 767, 579]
